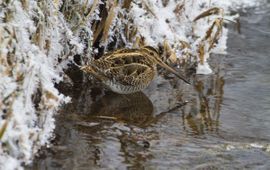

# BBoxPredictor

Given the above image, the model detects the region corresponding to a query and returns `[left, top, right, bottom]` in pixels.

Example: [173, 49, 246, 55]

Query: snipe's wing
[103, 63, 155, 86]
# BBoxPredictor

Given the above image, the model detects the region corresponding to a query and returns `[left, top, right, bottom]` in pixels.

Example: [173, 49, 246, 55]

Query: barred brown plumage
[81, 46, 190, 94]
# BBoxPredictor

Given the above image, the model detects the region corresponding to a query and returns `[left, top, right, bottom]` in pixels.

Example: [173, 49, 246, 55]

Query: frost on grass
[0, 1, 77, 169]
[0, 0, 266, 169]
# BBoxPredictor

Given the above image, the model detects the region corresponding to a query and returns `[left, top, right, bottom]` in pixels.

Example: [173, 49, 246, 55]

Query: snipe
[81, 46, 190, 94]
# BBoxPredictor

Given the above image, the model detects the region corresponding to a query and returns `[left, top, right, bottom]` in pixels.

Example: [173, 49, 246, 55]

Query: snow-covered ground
[0, 0, 266, 169]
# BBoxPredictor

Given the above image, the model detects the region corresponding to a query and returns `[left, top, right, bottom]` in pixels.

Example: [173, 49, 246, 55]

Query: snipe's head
[142, 46, 161, 57]
[81, 65, 106, 82]
[141, 46, 190, 84]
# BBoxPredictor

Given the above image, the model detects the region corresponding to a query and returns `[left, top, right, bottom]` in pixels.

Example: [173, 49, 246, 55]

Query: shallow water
[29, 5, 270, 170]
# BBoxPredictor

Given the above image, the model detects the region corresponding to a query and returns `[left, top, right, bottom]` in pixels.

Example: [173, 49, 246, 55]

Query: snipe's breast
[104, 79, 152, 94]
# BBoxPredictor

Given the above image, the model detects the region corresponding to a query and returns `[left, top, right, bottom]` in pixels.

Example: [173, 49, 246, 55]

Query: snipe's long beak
[158, 62, 190, 84]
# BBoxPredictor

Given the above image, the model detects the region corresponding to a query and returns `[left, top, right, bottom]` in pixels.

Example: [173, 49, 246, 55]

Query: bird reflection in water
[74, 91, 165, 168]
[182, 71, 224, 135]
[88, 91, 162, 128]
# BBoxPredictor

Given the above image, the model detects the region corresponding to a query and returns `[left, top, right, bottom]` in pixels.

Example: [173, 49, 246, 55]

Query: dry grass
[59, 1, 227, 69]
[100, 1, 118, 44]
[123, 0, 133, 10]
[193, 7, 223, 22]
[194, 7, 225, 64]
[142, 1, 157, 18]
[0, 121, 8, 140]
[163, 40, 178, 64]
[173, 3, 185, 19]
[0, 92, 16, 141]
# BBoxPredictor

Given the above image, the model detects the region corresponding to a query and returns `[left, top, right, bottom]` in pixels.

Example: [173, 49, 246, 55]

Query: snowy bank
[0, 0, 266, 169]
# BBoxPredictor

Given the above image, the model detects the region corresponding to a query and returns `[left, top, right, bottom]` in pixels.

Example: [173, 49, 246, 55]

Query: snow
[197, 63, 213, 75]
[0, 0, 79, 169]
[0, 0, 267, 169]
[129, 0, 266, 74]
